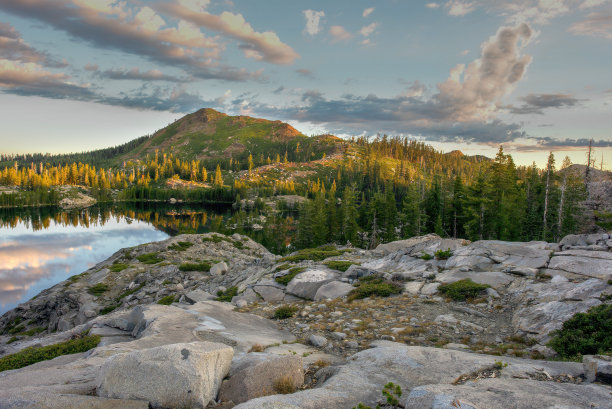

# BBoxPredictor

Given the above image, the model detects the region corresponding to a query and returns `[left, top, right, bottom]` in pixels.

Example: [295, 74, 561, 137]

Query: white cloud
[363, 7, 375, 17]
[329, 25, 352, 42]
[445, 1, 475, 16]
[360, 22, 378, 37]
[426, 3, 440, 8]
[579, 0, 609, 9]
[436, 23, 533, 121]
[303, 9, 325, 36]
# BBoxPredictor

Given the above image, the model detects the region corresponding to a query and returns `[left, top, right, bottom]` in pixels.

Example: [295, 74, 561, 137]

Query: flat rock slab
[253, 285, 286, 302]
[436, 270, 512, 288]
[0, 391, 148, 409]
[234, 342, 585, 409]
[184, 301, 296, 353]
[313, 281, 354, 301]
[446, 240, 552, 271]
[97, 341, 233, 409]
[548, 251, 612, 279]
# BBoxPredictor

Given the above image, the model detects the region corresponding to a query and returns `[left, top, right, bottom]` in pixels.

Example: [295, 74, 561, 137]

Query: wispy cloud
[0, 22, 66, 68]
[296, 68, 314, 79]
[569, 12, 612, 40]
[0, 0, 270, 80]
[158, 2, 300, 65]
[303, 9, 325, 36]
[98, 68, 188, 82]
[507, 93, 582, 115]
[445, 1, 476, 16]
[363, 7, 375, 17]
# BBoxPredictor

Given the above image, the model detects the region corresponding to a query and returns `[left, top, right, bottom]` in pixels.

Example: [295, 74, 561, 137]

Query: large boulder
[374, 234, 468, 256]
[285, 270, 337, 300]
[559, 233, 611, 251]
[97, 341, 233, 409]
[218, 354, 304, 404]
[445, 240, 552, 272]
[253, 284, 286, 302]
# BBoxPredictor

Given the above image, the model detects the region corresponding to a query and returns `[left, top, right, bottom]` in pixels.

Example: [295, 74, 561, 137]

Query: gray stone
[583, 355, 612, 384]
[445, 240, 551, 272]
[420, 283, 440, 295]
[210, 261, 229, 276]
[342, 265, 376, 280]
[183, 289, 215, 304]
[313, 281, 354, 301]
[97, 341, 233, 409]
[436, 270, 512, 288]
[548, 251, 612, 279]
[403, 281, 424, 295]
[218, 354, 303, 404]
[286, 270, 336, 300]
[253, 285, 286, 302]
[308, 334, 328, 348]
[331, 332, 347, 341]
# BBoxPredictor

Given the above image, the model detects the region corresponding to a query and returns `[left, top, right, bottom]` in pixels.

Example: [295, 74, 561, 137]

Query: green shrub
[99, 304, 119, 315]
[420, 253, 433, 260]
[216, 286, 238, 302]
[0, 335, 101, 372]
[157, 295, 176, 305]
[7, 336, 18, 344]
[202, 234, 244, 249]
[348, 276, 402, 301]
[168, 241, 194, 251]
[324, 260, 359, 272]
[179, 262, 211, 272]
[438, 279, 490, 301]
[548, 304, 612, 360]
[352, 382, 402, 409]
[275, 267, 306, 286]
[109, 263, 130, 272]
[275, 263, 292, 272]
[87, 283, 109, 296]
[274, 306, 298, 319]
[7, 325, 25, 335]
[434, 248, 453, 260]
[280, 246, 342, 262]
[136, 252, 163, 264]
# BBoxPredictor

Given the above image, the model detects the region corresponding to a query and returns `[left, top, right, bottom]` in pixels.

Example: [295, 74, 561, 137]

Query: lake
[0, 203, 235, 315]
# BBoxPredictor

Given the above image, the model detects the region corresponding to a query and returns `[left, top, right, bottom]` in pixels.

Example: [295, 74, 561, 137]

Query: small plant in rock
[99, 304, 119, 315]
[275, 267, 306, 285]
[216, 286, 238, 302]
[136, 252, 163, 264]
[249, 344, 264, 353]
[179, 262, 211, 272]
[273, 305, 298, 319]
[87, 283, 109, 296]
[493, 360, 508, 370]
[352, 381, 402, 409]
[434, 248, 453, 260]
[420, 253, 433, 261]
[438, 279, 490, 301]
[547, 304, 612, 360]
[168, 241, 194, 251]
[157, 295, 176, 305]
[348, 275, 402, 302]
[324, 260, 359, 272]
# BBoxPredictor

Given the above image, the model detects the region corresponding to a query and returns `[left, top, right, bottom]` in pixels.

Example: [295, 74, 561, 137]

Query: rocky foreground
[0, 232, 610, 408]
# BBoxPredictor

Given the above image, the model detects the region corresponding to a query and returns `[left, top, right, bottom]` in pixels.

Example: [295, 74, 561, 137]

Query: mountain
[0, 108, 342, 168]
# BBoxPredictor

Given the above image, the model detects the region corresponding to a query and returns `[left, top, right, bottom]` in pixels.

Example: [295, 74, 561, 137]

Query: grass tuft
[179, 262, 211, 272]
[157, 295, 176, 305]
[280, 245, 342, 262]
[168, 241, 194, 251]
[273, 305, 298, 319]
[0, 335, 101, 372]
[347, 275, 402, 302]
[87, 283, 109, 296]
[216, 286, 238, 302]
[324, 260, 359, 272]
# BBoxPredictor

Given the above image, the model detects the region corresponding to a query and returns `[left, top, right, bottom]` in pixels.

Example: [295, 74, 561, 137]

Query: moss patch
[216, 286, 238, 302]
[0, 335, 101, 372]
[179, 262, 211, 272]
[348, 275, 402, 301]
[157, 295, 176, 305]
[136, 252, 163, 264]
[275, 267, 306, 285]
[324, 260, 359, 272]
[87, 283, 109, 296]
[280, 245, 342, 262]
[168, 241, 194, 251]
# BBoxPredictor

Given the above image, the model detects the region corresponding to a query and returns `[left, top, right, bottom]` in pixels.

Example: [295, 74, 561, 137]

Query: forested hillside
[1, 109, 608, 251]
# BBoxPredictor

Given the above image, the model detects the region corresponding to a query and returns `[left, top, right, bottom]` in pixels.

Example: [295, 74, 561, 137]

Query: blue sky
[0, 0, 610, 168]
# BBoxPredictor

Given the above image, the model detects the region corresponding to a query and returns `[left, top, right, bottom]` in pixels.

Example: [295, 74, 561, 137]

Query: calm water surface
[0, 204, 232, 315]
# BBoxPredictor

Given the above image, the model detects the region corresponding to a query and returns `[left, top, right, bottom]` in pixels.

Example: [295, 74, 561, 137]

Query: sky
[0, 0, 610, 168]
